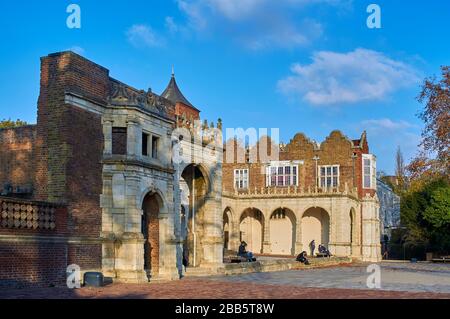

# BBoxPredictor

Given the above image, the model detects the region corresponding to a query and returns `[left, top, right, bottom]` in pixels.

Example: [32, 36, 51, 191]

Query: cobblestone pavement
[208, 262, 450, 294]
[1, 262, 449, 299]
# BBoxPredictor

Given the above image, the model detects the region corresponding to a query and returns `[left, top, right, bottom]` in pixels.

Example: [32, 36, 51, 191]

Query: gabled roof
[161, 73, 200, 112]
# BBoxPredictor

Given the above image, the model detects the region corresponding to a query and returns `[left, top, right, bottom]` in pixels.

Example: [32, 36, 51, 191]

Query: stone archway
[240, 208, 264, 254]
[141, 191, 163, 279]
[223, 209, 230, 251]
[301, 207, 330, 256]
[181, 164, 209, 268]
[269, 208, 296, 256]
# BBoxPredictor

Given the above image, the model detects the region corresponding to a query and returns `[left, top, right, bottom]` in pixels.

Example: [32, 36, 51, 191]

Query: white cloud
[278, 48, 421, 105]
[175, 0, 346, 50]
[361, 119, 416, 131]
[165, 16, 179, 33]
[126, 24, 164, 48]
[68, 46, 85, 55]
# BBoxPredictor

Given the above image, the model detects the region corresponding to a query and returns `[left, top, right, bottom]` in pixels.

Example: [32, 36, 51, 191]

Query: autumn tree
[401, 67, 450, 253]
[0, 118, 28, 129]
[409, 66, 449, 179]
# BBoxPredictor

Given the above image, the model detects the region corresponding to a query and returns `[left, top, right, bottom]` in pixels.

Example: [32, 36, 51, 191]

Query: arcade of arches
[221, 197, 373, 260]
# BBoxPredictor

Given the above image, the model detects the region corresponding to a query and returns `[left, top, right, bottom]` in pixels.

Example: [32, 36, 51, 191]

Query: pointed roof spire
[161, 69, 199, 111]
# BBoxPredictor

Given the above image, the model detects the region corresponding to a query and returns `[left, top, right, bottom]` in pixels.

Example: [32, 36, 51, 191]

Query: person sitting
[318, 244, 332, 257]
[238, 241, 256, 262]
[296, 251, 310, 265]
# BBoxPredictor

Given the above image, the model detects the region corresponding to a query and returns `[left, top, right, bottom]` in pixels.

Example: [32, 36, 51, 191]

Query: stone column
[157, 211, 179, 281]
[102, 118, 113, 155]
[126, 117, 140, 158]
[361, 195, 382, 262]
[229, 211, 241, 252]
[295, 219, 303, 255]
[112, 173, 148, 282]
[262, 217, 271, 254]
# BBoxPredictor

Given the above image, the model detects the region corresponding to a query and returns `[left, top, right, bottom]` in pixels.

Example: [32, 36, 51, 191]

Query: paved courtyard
[1, 262, 450, 299]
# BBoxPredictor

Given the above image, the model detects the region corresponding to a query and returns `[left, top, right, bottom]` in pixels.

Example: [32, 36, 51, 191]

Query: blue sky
[0, 0, 449, 174]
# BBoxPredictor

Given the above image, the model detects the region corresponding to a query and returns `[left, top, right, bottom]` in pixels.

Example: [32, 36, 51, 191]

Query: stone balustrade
[223, 183, 359, 199]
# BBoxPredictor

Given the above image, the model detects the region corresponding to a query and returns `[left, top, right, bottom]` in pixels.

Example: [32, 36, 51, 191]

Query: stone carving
[109, 80, 172, 116]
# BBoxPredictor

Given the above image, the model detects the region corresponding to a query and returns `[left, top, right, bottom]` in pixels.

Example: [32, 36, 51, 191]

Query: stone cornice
[102, 156, 175, 174]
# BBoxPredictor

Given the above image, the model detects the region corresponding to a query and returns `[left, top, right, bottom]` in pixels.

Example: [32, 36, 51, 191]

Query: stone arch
[139, 187, 169, 215]
[301, 207, 330, 256]
[223, 207, 234, 251]
[239, 208, 265, 254]
[180, 162, 211, 194]
[180, 163, 209, 267]
[269, 208, 296, 255]
[141, 191, 164, 279]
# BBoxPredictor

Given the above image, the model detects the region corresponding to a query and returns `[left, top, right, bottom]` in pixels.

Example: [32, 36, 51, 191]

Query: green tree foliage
[400, 67, 450, 254]
[401, 178, 450, 251]
[0, 118, 28, 129]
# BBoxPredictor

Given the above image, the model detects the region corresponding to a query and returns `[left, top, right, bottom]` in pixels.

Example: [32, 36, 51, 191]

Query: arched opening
[181, 164, 208, 268]
[240, 208, 264, 254]
[223, 209, 230, 251]
[301, 207, 330, 256]
[141, 192, 163, 279]
[269, 208, 296, 255]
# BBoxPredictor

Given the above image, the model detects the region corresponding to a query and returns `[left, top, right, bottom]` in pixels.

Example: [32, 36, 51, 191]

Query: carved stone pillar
[102, 118, 113, 155]
[262, 218, 271, 254]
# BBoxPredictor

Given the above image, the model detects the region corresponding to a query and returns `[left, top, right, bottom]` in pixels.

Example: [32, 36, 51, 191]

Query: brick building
[222, 131, 381, 262]
[0, 51, 223, 286]
[0, 51, 381, 287]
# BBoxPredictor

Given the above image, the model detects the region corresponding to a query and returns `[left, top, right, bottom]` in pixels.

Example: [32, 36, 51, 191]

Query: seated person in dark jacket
[296, 251, 310, 265]
[318, 244, 331, 257]
[238, 241, 255, 262]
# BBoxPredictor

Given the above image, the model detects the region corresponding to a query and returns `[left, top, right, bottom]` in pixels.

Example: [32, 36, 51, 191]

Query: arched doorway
[181, 164, 209, 268]
[270, 208, 296, 255]
[240, 208, 264, 254]
[301, 207, 330, 256]
[141, 192, 163, 279]
[223, 210, 230, 251]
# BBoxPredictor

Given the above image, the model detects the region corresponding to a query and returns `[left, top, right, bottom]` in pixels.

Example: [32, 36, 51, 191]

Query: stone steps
[183, 257, 353, 278]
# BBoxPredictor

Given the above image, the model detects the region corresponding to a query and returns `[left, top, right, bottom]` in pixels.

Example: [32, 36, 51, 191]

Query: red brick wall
[0, 242, 68, 288]
[63, 105, 103, 238]
[0, 126, 36, 195]
[67, 244, 102, 270]
[223, 131, 372, 200]
[143, 194, 160, 274]
[34, 52, 107, 239]
[34, 51, 109, 203]
[0, 51, 110, 287]
[0, 197, 70, 288]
